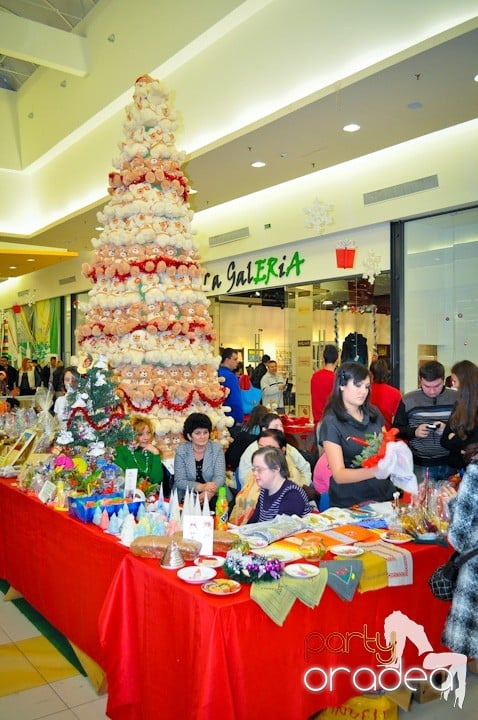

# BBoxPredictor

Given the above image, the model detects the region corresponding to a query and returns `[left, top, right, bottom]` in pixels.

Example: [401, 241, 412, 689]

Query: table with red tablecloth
[0, 477, 453, 720]
[282, 417, 316, 454]
[0, 477, 128, 665]
[99, 544, 453, 720]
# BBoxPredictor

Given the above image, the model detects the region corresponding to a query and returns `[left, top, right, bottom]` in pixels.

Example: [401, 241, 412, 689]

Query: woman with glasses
[247, 446, 310, 523]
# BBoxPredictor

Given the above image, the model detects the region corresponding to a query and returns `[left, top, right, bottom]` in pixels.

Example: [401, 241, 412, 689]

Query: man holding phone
[393, 361, 457, 482]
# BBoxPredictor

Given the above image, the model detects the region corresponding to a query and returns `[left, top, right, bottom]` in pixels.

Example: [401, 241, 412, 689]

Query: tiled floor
[1, 584, 477, 719]
[0, 588, 108, 720]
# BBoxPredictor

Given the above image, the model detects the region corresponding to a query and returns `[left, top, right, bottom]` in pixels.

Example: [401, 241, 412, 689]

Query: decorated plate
[201, 579, 241, 596]
[329, 545, 364, 557]
[177, 566, 216, 584]
[194, 555, 225, 569]
[303, 514, 331, 530]
[382, 531, 412, 545]
[284, 563, 320, 579]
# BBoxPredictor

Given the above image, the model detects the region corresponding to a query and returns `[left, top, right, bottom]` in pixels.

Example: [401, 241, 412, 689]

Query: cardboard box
[411, 674, 445, 704]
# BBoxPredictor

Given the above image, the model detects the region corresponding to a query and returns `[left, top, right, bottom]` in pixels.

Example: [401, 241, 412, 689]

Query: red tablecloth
[99, 544, 453, 720]
[0, 478, 128, 664]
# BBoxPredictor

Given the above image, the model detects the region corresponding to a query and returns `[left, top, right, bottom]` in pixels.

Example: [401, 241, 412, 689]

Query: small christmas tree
[56, 354, 134, 458]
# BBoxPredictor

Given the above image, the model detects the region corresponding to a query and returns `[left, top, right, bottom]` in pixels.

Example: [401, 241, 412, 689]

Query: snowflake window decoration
[304, 197, 334, 235]
[362, 250, 382, 284]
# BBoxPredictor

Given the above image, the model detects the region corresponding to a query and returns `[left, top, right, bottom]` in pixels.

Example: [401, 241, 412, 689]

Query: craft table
[0, 477, 453, 720]
[99, 544, 453, 720]
[0, 477, 128, 665]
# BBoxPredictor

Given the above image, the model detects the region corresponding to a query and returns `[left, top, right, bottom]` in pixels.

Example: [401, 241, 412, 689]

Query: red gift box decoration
[12, 304, 22, 314]
[335, 248, 356, 269]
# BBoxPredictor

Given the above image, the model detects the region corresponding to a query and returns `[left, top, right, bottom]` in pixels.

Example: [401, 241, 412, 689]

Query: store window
[213, 273, 391, 416]
[401, 207, 478, 393]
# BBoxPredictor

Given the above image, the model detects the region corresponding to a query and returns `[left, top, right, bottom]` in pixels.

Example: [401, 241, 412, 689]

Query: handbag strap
[455, 547, 478, 568]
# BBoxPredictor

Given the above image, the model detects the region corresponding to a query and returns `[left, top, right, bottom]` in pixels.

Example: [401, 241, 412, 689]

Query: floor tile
[0, 602, 41, 642]
[36, 711, 77, 720]
[0, 643, 45, 697]
[70, 696, 109, 720]
[16, 636, 80, 683]
[0, 683, 67, 720]
[0, 626, 11, 645]
[50, 675, 100, 708]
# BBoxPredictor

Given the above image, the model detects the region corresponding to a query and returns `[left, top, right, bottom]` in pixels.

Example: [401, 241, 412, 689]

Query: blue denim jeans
[414, 465, 454, 483]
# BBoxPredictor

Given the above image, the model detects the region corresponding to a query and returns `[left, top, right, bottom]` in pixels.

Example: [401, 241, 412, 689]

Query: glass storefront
[401, 206, 478, 392]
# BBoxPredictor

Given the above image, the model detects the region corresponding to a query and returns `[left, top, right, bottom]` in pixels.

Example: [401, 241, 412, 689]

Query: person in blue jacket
[218, 347, 244, 426]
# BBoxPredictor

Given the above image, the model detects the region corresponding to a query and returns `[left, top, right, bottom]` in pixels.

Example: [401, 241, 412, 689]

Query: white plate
[194, 555, 225, 569]
[201, 579, 241, 596]
[382, 532, 412, 545]
[284, 563, 320, 579]
[177, 566, 216, 584]
[329, 545, 364, 557]
[260, 547, 300, 563]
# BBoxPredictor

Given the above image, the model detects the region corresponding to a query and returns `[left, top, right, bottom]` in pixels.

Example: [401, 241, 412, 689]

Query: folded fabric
[358, 540, 413, 587]
[250, 570, 328, 625]
[239, 514, 306, 544]
[357, 551, 389, 592]
[321, 560, 362, 601]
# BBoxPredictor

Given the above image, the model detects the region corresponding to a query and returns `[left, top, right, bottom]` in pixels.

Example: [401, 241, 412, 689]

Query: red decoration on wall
[335, 248, 356, 269]
[12, 305, 22, 314]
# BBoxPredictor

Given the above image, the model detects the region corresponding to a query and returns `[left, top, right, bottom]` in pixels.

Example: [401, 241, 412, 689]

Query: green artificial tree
[56, 355, 134, 459]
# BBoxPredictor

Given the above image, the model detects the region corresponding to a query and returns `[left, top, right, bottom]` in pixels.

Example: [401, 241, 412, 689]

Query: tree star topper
[304, 197, 334, 235]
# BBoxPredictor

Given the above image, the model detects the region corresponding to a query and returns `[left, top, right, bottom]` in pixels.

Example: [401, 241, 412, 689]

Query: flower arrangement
[350, 427, 399, 468]
[223, 551, 282, 583]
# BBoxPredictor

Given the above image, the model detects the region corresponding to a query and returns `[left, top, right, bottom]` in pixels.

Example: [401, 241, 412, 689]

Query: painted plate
[329, 544, 364, 557]
[382, 531, 412, 545]
[201, 579, 241, 596]
[284, 563, 320, 579]
[177, 566, 216, 584]
[260, 547, 300, 563]
[194, 555, 225, 569]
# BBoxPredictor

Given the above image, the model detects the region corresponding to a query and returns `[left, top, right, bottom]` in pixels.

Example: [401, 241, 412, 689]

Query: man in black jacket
[251, 354, 270, 389]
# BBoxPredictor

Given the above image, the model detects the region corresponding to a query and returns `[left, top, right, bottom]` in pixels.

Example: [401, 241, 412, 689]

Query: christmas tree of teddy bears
[77, 75, 233, 457]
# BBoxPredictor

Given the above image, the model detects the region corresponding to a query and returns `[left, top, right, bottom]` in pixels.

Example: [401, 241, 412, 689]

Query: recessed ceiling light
[189, 188, 197, 195]
[322, 300, 333, 306]
[9, 265, 17, 270]
[251, 160, 266, 168]
[27, 258, 35, 262]
[408, 101, 423, 110]
[343, 123, 360, 133]
[474, 73, 478, 82]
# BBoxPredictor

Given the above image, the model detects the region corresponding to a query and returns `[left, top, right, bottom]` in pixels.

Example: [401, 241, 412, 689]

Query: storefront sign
[203, 250, 305, 293]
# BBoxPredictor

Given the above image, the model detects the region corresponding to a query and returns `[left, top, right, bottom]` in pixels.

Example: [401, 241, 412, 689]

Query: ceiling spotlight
[343, 123, 360, 133]
[322, 299, 333, 306]
[28, 112, 34, 119]
[189, 188, 198, 195]
[9, 265, 17, 270]
[60, 80, 67, 88]
[251, 160, 266, 168]
[108, 33, 116, 43]
[474, 73, 478, 82]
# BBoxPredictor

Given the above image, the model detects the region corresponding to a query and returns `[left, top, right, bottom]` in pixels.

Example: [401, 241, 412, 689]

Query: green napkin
[282, 569, 328, 608]
[250, 580, 296, 626]
[250, 570, 328, 625]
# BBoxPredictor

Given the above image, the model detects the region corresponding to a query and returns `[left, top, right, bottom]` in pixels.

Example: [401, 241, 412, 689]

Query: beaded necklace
[130, 447, 150, 477]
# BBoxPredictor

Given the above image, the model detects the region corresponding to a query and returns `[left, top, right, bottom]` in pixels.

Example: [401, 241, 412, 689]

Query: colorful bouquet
[223, 551, 282, 583]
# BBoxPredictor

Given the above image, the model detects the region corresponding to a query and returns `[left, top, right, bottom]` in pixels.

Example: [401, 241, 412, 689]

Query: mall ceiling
[0, 2, 477, 280]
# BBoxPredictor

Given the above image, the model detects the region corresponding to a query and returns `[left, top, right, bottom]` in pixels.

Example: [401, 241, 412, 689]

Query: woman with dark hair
[441, 359, 478, 469]
[319, 361, 395, 508]
[172, 412, 227, 503]
[247, 446, 310, 523]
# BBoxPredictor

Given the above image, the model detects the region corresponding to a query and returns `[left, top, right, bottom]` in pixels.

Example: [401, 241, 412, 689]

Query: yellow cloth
[357, 551, 388, 593]
[250, 569, 328, 626]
